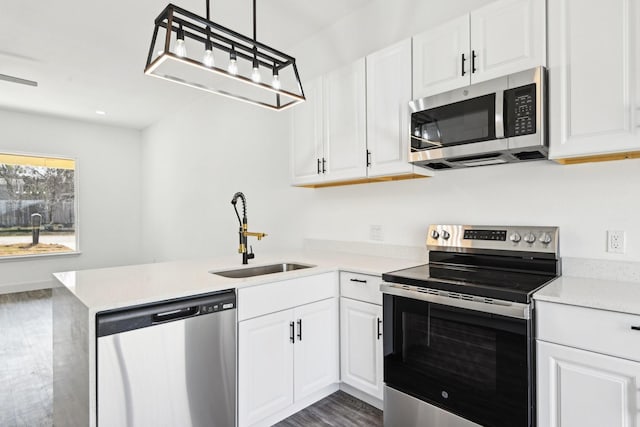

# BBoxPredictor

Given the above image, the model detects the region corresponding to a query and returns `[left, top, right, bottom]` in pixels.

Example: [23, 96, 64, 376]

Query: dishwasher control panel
[97, 289, 236, 337]
[201, 301, 235, 313]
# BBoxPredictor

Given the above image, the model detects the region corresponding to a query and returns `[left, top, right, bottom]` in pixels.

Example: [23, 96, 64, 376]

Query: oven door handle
[380, 283, 530, 320]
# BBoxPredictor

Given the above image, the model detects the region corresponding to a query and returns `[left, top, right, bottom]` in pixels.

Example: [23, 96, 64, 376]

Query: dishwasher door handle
[152, 306, 198, 323]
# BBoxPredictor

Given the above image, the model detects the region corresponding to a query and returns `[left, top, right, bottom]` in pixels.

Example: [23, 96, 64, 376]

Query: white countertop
[53, 250, 423, 312]
[534, 275, 640, 315]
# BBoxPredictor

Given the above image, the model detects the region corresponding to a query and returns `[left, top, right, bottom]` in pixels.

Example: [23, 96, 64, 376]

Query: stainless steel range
[381, 225, 560, 427]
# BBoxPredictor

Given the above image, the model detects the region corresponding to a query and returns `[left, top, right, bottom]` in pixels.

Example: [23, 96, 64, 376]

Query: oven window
[402, 311, 497, 391]
[411, 94, 496, 151]
[385, 295, 529, 427]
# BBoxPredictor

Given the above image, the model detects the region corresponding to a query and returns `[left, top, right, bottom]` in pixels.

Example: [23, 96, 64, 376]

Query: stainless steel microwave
[409, 67, 547, 170]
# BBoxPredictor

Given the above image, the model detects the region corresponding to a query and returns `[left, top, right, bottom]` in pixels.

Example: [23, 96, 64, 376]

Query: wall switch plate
[370, 225, 384, 242]
[607, 230, 625, 254]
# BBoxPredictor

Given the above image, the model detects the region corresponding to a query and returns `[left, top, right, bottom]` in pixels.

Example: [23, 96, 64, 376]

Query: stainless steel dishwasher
[96, 289, 236, 427]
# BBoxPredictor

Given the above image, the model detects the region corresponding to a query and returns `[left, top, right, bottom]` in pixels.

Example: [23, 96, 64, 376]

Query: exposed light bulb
[271, 66, 281, 90]
[228, 59, 238, 75]
[228, 48, 238, 75]
[175, 39, 187, 57]
[203, 49, 214, 67]
[251, 66, 261, 83]
[175, 27, 187, 58]
[271, 73, 281, 90]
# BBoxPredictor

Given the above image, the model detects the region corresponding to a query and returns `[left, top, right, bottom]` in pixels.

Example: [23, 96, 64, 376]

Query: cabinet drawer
[537, 301, 640, 362]
[340, 272, 382, 306]
[238, 272, 338, 321]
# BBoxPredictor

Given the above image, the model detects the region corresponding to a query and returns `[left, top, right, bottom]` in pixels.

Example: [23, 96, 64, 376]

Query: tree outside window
[0, 154, 77, 257]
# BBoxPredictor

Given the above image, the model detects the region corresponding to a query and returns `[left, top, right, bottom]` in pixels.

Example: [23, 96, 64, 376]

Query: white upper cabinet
[324, 59, 367, 182]
[470, 0, 546, 83]
[413, 15, 471, 99]
[413, 0, 545, 99]
[548, 0, 640, 160]
[290, 43, 430, 187]
[290, 77, 324, 186]
[366, 39, 415, 177]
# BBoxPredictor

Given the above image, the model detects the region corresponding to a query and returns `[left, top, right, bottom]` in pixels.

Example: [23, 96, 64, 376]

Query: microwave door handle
[495, 90, 505, 139]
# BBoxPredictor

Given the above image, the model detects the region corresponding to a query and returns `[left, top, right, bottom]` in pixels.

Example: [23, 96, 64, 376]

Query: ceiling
[0, 0, 372, 129]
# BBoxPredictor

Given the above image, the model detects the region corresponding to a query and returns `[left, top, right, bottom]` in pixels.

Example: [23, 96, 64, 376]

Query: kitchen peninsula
[52, 250, 421, 427]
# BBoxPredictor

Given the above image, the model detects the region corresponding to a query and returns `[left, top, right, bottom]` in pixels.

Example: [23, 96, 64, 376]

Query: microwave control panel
[504, 83, 536, 137]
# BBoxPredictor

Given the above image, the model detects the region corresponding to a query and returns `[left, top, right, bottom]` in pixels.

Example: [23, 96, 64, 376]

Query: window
[0, 153, 77, 258]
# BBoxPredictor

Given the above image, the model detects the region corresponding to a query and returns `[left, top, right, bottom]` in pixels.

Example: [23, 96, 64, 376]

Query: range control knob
[540, 233, 552, 245]
[441, 230, 451, 240]
[431, 229, 440, 239]
[509, 233, 521, 243]
[523, 233, 536, 244]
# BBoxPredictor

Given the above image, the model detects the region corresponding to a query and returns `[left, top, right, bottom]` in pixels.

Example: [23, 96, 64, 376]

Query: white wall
[301, 160, 640, 261]
[0, 109, 144, 293]
[140, 95, 310, 263]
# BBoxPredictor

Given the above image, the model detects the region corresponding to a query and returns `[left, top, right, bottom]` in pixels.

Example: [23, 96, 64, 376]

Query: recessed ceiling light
[95, 110, 106, 115]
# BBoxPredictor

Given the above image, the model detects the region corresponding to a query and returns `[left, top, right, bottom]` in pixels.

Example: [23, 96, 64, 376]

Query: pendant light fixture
[144, 0, 306, 111]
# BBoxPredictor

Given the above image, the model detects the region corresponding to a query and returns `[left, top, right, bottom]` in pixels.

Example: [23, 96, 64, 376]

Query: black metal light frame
[144, 2, 306, 111]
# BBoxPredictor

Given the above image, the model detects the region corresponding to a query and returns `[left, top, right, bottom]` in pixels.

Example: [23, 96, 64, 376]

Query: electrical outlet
[607, 230, 625, 254]
[370, 225, 384, 242]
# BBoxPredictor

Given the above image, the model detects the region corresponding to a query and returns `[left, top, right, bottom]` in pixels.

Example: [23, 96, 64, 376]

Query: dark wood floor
[275, 391, 383, 427]
[0, 290, 53, 427]
[0, 291, 382, 427]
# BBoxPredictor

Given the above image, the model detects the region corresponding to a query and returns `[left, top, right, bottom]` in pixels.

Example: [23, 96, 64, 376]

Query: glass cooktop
[382, 263, 557, 304]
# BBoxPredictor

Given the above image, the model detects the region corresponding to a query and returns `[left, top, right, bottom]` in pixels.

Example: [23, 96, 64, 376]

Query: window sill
[0, 251, 82, 262]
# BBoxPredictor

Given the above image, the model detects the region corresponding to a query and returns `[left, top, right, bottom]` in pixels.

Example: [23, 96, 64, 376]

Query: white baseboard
[0, 279, 57, 295]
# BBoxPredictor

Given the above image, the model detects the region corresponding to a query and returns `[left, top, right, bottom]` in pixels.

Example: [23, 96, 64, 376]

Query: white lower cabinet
[340, 297, 383, 400]
[294, 298, 339, 401]
[238, 309, 295, 426]
[238, 297, 338, 427]
[536, 300, 640, 427]
[537, 341, 640, 427]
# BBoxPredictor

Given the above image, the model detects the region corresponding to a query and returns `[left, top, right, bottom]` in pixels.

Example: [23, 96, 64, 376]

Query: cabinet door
[470, 0, 545, 83]
[548, 0, 640, 159]
[238, 310, 294, 427]
[340, 298, 383, 400]
[538, 341, 640, 427]
[293, 298, 339, 401]
[324, 59, 367, 182]
[290, 77, 324, 185]
[366, 39, 414, 178]
[412, 15, 470, 99]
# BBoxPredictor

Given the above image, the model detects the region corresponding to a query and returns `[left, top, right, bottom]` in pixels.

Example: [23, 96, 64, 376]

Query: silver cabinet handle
[289, 321, 295, 343]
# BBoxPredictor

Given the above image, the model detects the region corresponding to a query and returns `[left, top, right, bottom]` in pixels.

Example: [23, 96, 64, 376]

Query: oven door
[382, 292, 533, 427]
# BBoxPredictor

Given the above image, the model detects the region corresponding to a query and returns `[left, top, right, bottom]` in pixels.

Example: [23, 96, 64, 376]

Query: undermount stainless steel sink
[211, 263, 315, 279]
